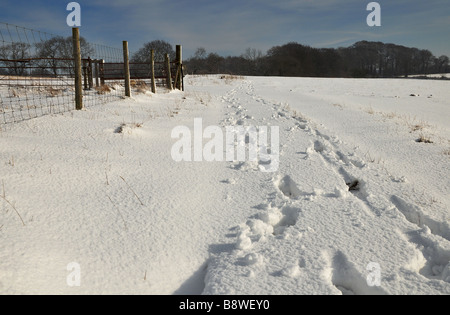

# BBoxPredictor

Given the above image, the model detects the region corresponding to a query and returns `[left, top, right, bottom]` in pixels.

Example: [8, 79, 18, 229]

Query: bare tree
[243, 48, 263, 62]
[0, 42, 31, 76]
[35, 36, 93, 77]
[194, 47, 207, 59]
[436, 55, 449, 73]
[131, 40, 175, 63]
[35, 36, 65, 76]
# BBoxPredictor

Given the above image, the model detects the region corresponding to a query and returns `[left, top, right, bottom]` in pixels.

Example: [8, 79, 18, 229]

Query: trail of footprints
[219, 80, 450, 291]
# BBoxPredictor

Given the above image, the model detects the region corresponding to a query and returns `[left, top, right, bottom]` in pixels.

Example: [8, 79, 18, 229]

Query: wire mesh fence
[0, 22, 182, 125]
[80, 43, 124, 108]
[0, 22, 125, 124]
[0, 23, 74, 124]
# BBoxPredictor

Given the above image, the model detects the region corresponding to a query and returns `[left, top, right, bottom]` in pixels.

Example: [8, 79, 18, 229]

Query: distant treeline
[185, 41, 450, 78]
[2, 37, 449, 79]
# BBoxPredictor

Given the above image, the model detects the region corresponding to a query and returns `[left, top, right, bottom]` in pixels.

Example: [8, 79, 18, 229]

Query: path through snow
[0, 76, 449, 295]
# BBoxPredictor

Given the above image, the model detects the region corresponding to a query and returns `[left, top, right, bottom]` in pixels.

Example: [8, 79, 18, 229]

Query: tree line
[2, 38, 448, 79]
[185, 41, 450, 78]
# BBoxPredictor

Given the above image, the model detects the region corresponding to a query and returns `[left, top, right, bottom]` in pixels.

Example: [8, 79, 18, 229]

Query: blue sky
[1, 0, 449, 58]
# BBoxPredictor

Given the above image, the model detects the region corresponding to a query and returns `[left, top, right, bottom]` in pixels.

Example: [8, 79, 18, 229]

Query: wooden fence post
[150, 49, 156, 93]
[165, 53, 173, 90]
[175, 45, 182, 90]
[100, 59, 105, 86]
[83, 60, 88, 90]
[174, 65, 180, 91]
[88, 57, 93, 90]
[181, 64, 184, 91]
[123, 41, 131, 97]
[72, 28, 83, 110]
[94, 60, 100, 87]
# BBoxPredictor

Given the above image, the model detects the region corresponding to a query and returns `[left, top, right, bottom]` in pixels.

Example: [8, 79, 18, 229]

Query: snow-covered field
[0, 75, 449, 295]
[408, 73, 450, 79]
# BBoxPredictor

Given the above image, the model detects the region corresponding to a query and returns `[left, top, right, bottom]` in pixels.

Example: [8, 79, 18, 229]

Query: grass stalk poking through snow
[1, 180, 25, 226]
[107, 195, 128, 231]
[120, 176, 145, 206]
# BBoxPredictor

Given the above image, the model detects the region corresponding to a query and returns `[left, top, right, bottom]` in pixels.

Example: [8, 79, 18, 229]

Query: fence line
[0, 22, 183, 125]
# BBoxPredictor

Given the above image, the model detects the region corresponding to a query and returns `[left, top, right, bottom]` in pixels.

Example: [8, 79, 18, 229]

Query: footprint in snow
[276, 175, 302, 199]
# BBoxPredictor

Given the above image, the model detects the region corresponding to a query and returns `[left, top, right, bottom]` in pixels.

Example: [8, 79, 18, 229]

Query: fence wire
[103, 60, 177, 87]
[81, 43, 124, 108]
[0, 22, 124, 124]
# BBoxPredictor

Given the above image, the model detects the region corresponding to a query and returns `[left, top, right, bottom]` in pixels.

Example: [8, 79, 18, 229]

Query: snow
[1, 75, 449, 295]
[408, 73, 450, 79]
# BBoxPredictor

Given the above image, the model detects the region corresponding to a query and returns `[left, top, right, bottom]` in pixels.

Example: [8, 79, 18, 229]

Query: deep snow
[0, 75, 449, 295]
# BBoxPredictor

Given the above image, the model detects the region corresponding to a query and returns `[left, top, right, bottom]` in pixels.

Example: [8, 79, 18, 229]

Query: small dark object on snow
[346, 180, 360, 191]
[416, 137, 433, 144]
